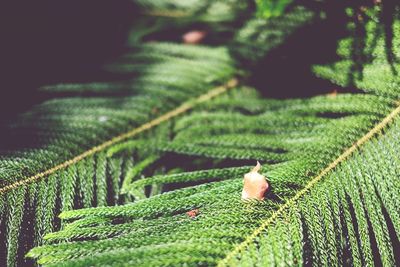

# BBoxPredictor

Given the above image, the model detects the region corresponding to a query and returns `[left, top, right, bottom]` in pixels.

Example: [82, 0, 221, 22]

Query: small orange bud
[186, 209, 200, 218]
[327, 89, 338, 98]
[242, 161, 269, 201]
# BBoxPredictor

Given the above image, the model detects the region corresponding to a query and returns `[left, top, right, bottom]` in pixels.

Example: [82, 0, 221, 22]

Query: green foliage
[231, 5, 314, 64]
[313, 11, 400, 95]
[166, 93, 393, 161]
[134, 0, 246, 22]
[228, 117, 400, 266]
[0, 42, 235, 267]
[256, 0, 293, 19]
[2, 1, 400, 266]
[128, 0, 249, 45]
[124, 166, 251, 197]
[26, 75, 400, 265]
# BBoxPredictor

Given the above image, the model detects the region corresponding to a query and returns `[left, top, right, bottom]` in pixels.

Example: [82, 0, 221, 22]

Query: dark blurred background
[0, 0, 371, 125]
[0, 0, 135, 123]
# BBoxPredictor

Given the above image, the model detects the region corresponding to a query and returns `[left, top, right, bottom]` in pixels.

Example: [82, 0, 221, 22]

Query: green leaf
[256, 0, 293, 19]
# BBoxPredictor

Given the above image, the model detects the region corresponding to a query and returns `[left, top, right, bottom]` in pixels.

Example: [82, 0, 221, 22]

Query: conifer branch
[0, 78, 238, 196]
[217, 101, 400, 266]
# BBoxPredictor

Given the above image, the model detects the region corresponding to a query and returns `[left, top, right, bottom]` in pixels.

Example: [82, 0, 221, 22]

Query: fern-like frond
[0, 43, 236, 266]
[224, 116, 400, 266]
[1, 1, 309, 262]
[27, 76, 400, 265]
[3, 2, 400, 266]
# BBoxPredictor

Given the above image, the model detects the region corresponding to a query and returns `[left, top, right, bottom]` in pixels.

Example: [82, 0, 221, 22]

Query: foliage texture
[27, 80, 400, 266]
[1, 1, 399, 267]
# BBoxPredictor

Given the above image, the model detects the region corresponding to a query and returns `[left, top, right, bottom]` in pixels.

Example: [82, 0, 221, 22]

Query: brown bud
[182, 30, 207, 44]
[242, 161, 269, 201]
[327, 89, 338, 98]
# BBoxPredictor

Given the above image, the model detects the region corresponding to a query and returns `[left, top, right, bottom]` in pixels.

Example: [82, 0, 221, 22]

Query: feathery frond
[0, 42, 236, 266]
[225, 116, 400, 266]
[27, 75, 400, 265]
[2, 1, 400, 266]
